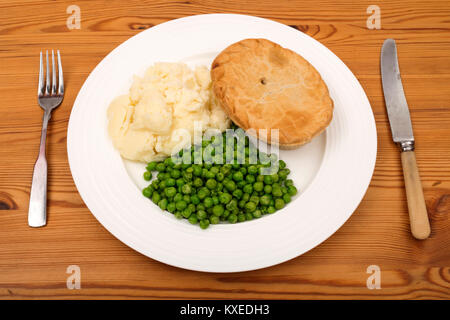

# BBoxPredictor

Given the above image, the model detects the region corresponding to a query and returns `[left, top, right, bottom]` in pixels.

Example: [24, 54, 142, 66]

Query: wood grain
[0, 0, 449, 299]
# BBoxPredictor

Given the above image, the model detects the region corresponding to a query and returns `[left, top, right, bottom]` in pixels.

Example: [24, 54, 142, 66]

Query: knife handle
[400, 150, 431, 240]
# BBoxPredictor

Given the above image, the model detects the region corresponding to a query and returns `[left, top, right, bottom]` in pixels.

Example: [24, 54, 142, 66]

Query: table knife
[381, 39, 431, 240]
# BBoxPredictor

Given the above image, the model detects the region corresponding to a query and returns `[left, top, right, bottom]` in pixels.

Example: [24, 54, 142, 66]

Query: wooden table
[1, 0, 449, 300]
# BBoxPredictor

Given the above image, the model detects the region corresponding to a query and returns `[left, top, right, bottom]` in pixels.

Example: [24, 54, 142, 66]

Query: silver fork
[28, 50, 64, 227]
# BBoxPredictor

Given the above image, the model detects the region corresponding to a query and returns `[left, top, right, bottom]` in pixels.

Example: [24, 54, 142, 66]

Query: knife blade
[381, 39, 415, 150]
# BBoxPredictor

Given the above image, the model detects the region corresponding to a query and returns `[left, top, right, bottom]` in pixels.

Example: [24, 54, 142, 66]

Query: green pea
[197, 203, 205, 211]
[278, 169, 288, 180]
[143, 171, 152, 181]
[232, 189, 243, 199]
[244, 201, 256, 212]
[222, 210, 230, 219]
[192, 165, 202, 176]
[174, 211, 183, 219]
[167, 202, 176, 213]
[254, 182, 264, 192]
[163, 178, 174, 187]
[219, 193, 232, 204]
[253, 209, 262, 218]
[260, 195, 271, 206]
[197, 210, 207, 220]
[156, 163, 166, 172]
[182, 208, 192, 218]
[242, 193, 250, 202]
[210, 166, 220, 175]
[264, 185, 272, 194]
[245, 175, 255, 184]
[232, 171, 243, 181]
[212, 205, 225, 216]
[256, 175, 264, 182]
[285, 179, 294, 187]
[199, 219, 210, 229]
[221, 165, 232, 176]
[170, 169, 181, 179]
[158, 198, 168, 210]
[283, 194, 291, 203]
[271, 173, 279, 183]
[157, 172, 166, 181]
[176, 178, 185, 187]
[173, 193, 183, 202]
[205, 170, 215, 179]
[225, 180, 236, 192]
[151, 192, 161, 204]
[187, 203, 196, 212]
[263, 175, 273, 185]
[275, 198, 285, 210]
[248, 165, 258, 175]
[250, 195, 259, 205]
[216, 172, 225, 181]
[204, 197, 213, 208]
[175, 200, 187, 211]
[267, 206, 276, 214]
[206, 179, 217, 190]
[209, 216, 219, 224]
[183, 171, 193, 181]
[142, 187, 152, 198]
[272, 188, 283, 197]
[197, 189, 207, 200]
[237, 180, 246, 189]
[238, 214, 246, 222]
[161, 158, 170, 168]
[164, 187, 177, 198]
[245, 212, 253, 221]
[228, 214, 238, 224]
[288, 185, 298, 196]
[226, 199, 238, 210]
[181, 184, 192, 194]
[190, 195, 200, 205]
[193, 177, 203, 188]
[146, 162, 157, 171]
[243, 184, 253, 194]
[183, 195, 191, 203]
[188, 215, 198, 224]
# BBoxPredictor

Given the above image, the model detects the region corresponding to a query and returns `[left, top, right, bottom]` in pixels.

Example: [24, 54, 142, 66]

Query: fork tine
[38, 51, 44, 95]
[51, 50, 57, 95]
[45, 50, 50, 95]
[57, 50, 64, 95]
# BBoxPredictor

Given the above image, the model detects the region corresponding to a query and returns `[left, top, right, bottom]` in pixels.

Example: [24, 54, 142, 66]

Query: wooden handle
[400, 151, 431, 240]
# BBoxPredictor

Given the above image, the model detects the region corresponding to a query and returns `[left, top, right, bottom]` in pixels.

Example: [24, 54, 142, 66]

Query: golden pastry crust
[211, 38, 333, 149]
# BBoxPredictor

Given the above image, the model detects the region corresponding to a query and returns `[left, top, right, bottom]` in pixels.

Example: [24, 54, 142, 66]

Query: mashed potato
[107, 63, 230, 162]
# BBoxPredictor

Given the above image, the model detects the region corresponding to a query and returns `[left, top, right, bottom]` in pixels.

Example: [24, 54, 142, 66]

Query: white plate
[67, 14, 377, 272]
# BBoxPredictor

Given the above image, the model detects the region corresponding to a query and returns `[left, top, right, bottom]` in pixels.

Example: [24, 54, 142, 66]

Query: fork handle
[28, 110, 51, 227]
